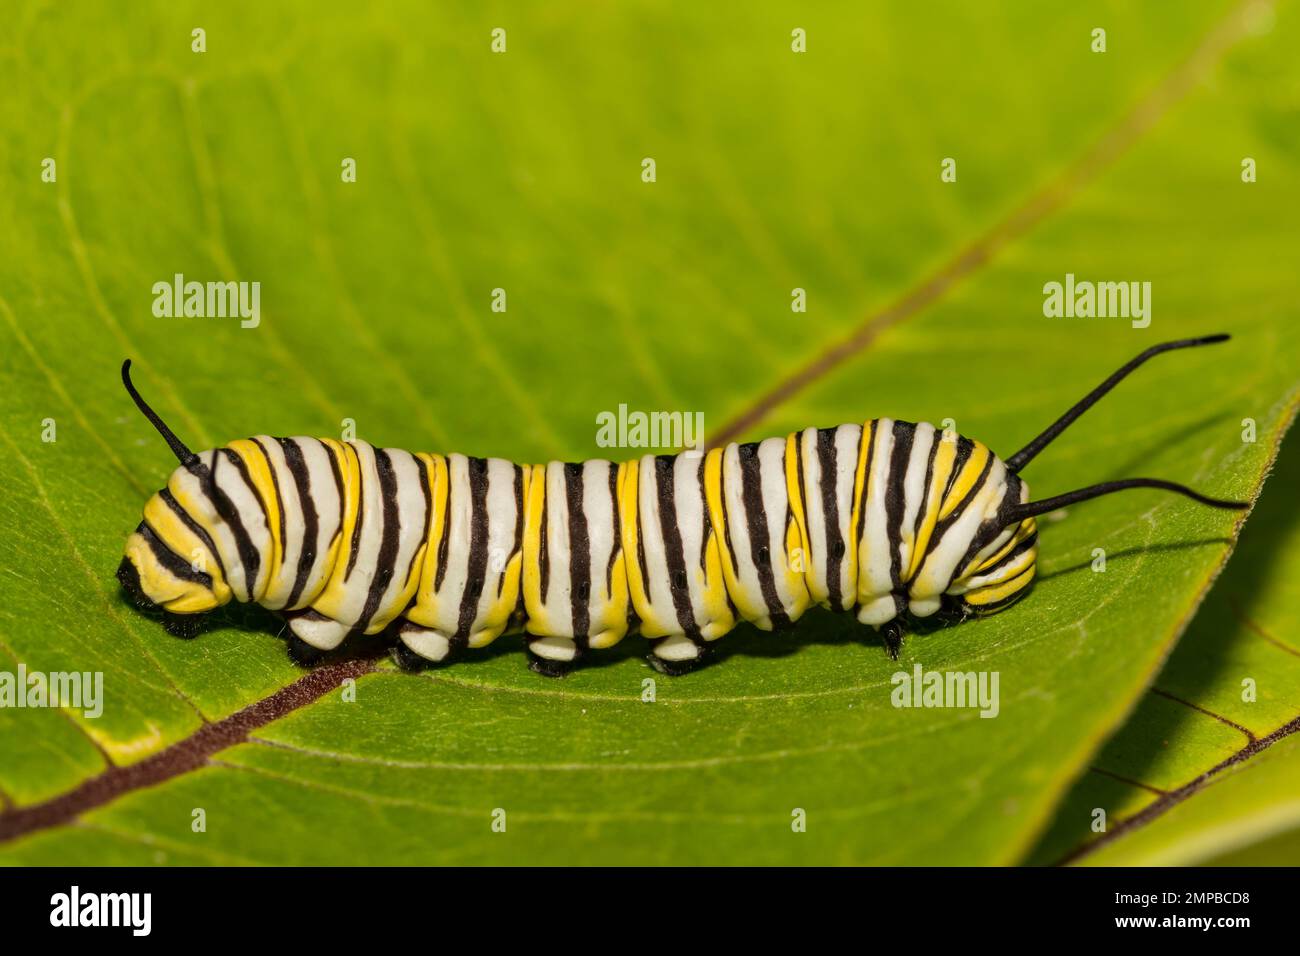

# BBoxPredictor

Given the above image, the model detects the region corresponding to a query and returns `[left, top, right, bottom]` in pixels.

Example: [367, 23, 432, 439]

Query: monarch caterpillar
[118, 335, 1247, 676]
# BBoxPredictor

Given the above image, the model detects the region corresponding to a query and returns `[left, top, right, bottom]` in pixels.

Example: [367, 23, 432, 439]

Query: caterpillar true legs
[118, 336, 1248, 676]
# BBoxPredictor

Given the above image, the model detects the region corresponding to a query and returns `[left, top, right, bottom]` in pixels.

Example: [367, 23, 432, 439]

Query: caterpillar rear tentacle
[117, 336, 1249, 676]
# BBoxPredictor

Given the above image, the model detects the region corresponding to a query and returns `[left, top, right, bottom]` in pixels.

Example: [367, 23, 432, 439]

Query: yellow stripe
[972, 517, 1036, 575]
[618, 457, 663, 633]
[141, 496, 231, 603]
[906, 433, 958, 581]
[783, 513, 811, 610]
[226, 438, 283, 602]
[702, 447, 731, 575]
[969, 546, 1036, 590]
[406, 453, 450, 630]
[963, 562, 1036, 606]
[940, 442, 991, 520]
[124, 531, 222, 613]
[845, 421, 872, 602]
[777, 438, 812, 612]
[692, 453, 734, 638]
[784, 432, 811, 578]
[520, 462, 551, 633]
[591, 461, 631, 647]
[707, 447, 767, 623]
[167, 467, 225, 570]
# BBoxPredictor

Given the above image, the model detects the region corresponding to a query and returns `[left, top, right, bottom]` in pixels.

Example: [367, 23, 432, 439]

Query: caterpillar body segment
[116, 336, 1250, 674]
[119, 420, 1033, 672]
[519, 458, 629, 665]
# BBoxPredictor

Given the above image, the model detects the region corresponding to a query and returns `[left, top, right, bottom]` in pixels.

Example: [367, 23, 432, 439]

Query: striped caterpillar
[118, 336, 1246, 676]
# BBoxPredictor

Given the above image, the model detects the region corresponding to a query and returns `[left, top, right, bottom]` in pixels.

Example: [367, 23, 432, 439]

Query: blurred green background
[1, 1, 1298, 864]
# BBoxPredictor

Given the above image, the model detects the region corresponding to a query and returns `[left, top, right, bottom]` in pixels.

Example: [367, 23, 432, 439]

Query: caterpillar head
[945, 334, 1250, 617]
[117, 486, 231, 619]
[117, 362, 233, 629]
[947, 469, 1039, 615]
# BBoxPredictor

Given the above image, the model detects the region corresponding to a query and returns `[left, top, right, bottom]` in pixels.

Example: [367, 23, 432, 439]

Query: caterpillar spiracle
[117, 335, 1247, 676]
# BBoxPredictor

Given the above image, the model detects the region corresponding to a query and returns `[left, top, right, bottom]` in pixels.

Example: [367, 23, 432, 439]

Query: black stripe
[965, 563, 1036, 611]
[719, 453, 741, 579]
[501, 463, 523, 598]
[356, 449, 401, 632]
[884, 421, 916, 593]
[703, 454, 739, 621]
[816, 427, 844, 610]
[408, 454, 431, 585]
[276, 438, 318, 610]
[137, 521, 213, 587]
[655, 455, 702, 642]
[322, 440, 346, 568]
[194, 452, 261, 601]
[853, 420, 879, 562]
[565, 463, 591, 645]
[938, 436, 975, 511]
[907, 430, 943, 572]
[966, 589, 1031, 614]
[159, 487, 225, 581]
[513, 467, 528, 622]
[973, 530, 1039, 580]
[453, 457, 491, 646]
[221, 449, 270, 528]
[606, 462, 620, 595]
[222, 447, 270, 561]
[538, 466, 551, 604]
[635, 461, 652, 603]
[956, 476, 1030, 578]
[737, 443, 790, 629]
[252, 437, 288, 566]
[935, 457, 1003, 587]
[932, 449, 995, 543]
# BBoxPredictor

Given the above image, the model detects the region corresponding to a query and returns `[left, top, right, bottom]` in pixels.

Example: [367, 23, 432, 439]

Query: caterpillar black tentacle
[117, 337, 1248, 675]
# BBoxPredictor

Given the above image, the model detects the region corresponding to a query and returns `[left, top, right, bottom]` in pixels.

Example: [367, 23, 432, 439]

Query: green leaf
[1027, 430, 1300, 866]
[2, 1, 1299, 864]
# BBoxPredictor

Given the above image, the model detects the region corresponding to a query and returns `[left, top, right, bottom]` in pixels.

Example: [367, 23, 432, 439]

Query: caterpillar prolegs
[118, 336, 1249, 676]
